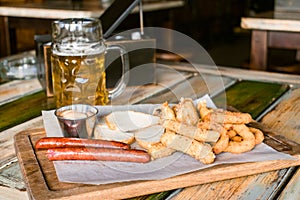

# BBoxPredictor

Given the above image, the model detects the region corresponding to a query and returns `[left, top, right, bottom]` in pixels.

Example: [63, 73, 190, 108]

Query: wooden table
[241, 12, 300, 71]
[0, 0, 184, 57]
[1, 52, 300, 199]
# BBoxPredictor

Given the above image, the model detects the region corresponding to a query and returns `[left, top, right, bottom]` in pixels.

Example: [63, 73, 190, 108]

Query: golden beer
[51, 18, 128, 108]
[51, 52, 108, 107]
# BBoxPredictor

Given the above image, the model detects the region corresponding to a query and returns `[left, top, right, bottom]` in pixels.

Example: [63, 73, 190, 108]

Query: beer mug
[51, 18, 129, 107]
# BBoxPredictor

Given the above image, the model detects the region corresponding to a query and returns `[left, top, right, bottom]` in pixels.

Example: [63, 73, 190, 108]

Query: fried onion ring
[208, 110, 253, 124]
[231, 136, 243, 142]
[249, 127, 264, 145]
[227, 129, 237, 138]
[212, 127, 229, 154]
[197, 101, 253, 124]
[224, 124, 255, 154]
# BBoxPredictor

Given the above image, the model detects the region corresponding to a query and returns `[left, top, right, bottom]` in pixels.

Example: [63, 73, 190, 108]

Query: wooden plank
[0, 6, 102, 19]
[297, 50, 300, 61]
[0, 186, 28, 200]
[0, 117, 43, 191]
[0, 78, 42, 106]
[140, 74, 235, 104]
[0, 1, 183, 19]
[172, 169, 292, 200]
[274, 11, 300, 20]
[169, 63, 300, 85]
[0, 66, 192, 131]
[0, 117, 43, 165]
[278, 167, 300, 199]
[241, 17, 300, 32]
[0, 159, 26, 191]
[212, 80, 290, 119]
[111, 67, 194, 105]
[261, 88, 300, 143]
[0, 16, 10, 57]
[269, 31, 300, 49]
[14, 129, 300, 200]
[250, 30, 268, 71]
[0, 91, 54, 132]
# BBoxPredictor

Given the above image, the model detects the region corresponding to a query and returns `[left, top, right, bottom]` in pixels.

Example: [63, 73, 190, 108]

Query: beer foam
[53, 42, 106, 56]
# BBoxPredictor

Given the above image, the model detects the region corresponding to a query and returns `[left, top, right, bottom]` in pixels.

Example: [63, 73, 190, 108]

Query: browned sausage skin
[46, 147, 151, 163]
[35, 137, 130, 150]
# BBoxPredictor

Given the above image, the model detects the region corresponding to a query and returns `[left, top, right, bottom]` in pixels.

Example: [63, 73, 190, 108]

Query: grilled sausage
[46, 147, 151, 163]
[35, 137, 130, 150]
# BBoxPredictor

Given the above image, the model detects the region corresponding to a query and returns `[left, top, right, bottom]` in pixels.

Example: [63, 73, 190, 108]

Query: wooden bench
[241, 12, 300, 71]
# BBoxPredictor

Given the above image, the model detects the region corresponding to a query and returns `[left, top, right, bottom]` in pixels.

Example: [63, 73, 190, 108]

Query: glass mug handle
[105, 45, 129, 99]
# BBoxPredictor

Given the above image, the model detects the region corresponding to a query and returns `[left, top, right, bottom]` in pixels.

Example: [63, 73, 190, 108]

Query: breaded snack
[155, 102, 176, 121]
[162, 119, 220, 143]
[146, 142, 176, 160]
[134, 124, 175, 160]
[174, 97, 199, 126]
[135, 125, 165, 149]
[160, 130, 215, 164]
[197, 100, 213, 120]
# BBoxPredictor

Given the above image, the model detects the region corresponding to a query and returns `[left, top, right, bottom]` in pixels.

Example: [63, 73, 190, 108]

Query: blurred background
[1, 0, 299, 74]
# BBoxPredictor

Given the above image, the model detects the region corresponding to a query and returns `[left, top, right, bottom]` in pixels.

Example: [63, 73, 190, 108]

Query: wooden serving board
[14, 128, 300, 200]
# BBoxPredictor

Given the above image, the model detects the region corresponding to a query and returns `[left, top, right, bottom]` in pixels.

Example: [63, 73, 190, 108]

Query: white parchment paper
[42, 95, 295, 185]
